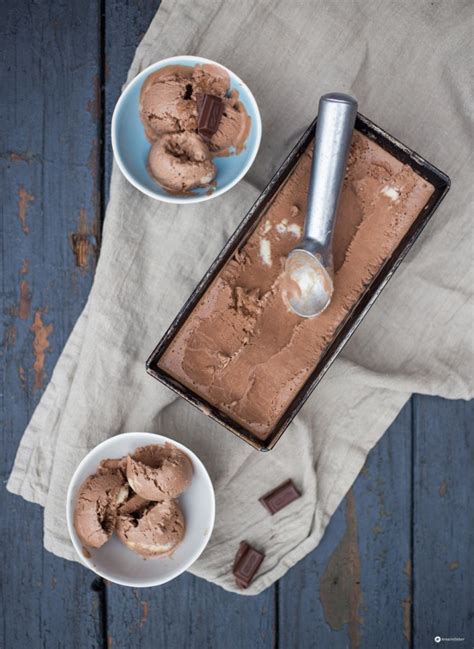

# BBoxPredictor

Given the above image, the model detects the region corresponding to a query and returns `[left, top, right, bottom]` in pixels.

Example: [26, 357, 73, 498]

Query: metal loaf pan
[146, 113, 451, 451]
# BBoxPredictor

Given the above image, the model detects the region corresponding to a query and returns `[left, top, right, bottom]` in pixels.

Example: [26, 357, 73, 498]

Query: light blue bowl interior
[114, 58, 260, 200]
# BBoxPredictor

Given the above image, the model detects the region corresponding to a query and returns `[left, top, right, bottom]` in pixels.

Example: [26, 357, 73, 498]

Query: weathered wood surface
[1, 1, 104, 648]
[412, 396, 474, 647]
[1, 1, 473, 648]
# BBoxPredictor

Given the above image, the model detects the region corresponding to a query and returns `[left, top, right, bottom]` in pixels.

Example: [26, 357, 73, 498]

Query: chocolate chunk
[233, 541, 250, 572]
[196, 93, 224, 139]
[233, 541, 264, 589]
[259, 479, 301, 515]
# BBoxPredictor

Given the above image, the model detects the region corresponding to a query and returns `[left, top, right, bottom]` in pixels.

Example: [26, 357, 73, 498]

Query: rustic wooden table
[1, 2, 473, 648]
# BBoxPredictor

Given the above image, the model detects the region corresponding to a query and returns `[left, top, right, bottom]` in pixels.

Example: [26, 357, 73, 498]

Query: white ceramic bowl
[66, 432, 215, 587]
[111, 54, 262, 204]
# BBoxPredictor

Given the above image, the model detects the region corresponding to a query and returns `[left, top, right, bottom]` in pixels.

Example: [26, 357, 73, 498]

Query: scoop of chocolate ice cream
[126, 443, 193, 500]
[140, 68, 197, 140]
[148, 132, 215, 193]
[191, 63, 230, 97]
[98, 456, 127, 472]
[116, 499, 185, 557]
[73, 467, 129, 549]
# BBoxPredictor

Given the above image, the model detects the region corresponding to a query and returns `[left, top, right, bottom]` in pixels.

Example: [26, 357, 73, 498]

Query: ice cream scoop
[116, 499, 185, 557]
[283, 93, 357, 318]
[126, 443, 193, 500]
[73, 467, 129, 549]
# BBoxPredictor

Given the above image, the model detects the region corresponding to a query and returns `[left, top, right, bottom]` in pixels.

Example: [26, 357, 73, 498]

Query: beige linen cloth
[7, 0, 473, 594]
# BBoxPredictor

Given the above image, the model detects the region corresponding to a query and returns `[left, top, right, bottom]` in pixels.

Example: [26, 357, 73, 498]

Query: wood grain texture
[107, 575, 275, 649]
[1, 1, 103, 647]
[412, 396, 474, 646]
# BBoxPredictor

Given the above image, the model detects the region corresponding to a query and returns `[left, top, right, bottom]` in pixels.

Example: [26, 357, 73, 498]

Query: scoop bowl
[66, 432, 215, 587]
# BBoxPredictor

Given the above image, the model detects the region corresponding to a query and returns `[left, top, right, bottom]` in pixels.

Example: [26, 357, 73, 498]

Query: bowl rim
[111, 54, 262, 204]
[66, 431, 216, 587]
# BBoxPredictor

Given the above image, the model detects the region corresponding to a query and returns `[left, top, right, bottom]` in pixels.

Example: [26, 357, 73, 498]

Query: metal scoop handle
[299, 93, 357, 269]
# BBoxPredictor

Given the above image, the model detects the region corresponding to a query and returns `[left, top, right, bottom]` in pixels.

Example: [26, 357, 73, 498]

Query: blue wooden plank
[277, 495, 348, 649]
[412, 396, 474, 646]
[278, 400, 413, 649]
[1, 0, 104, 646]
[107, 575, 275, 649]
[351, 401, 413, 649]
[104, 0, 163, 205]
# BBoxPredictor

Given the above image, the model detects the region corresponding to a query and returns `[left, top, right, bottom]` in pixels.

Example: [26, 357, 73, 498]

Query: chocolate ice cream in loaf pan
[147, 114, 450, 450]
